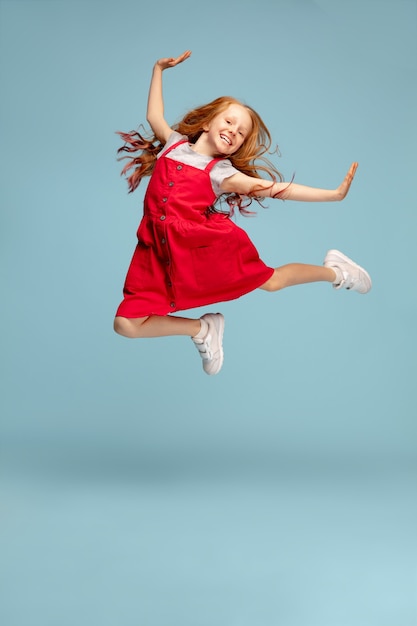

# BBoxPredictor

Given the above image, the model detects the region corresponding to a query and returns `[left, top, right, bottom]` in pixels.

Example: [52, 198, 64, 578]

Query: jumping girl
[114, 50, 371, 375]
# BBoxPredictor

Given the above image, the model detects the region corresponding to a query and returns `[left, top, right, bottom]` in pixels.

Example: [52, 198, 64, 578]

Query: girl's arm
[221, 162, 358, 202]
[146, 50, 192, 144]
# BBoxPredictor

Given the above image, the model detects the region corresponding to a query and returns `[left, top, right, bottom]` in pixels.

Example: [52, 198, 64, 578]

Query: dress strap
[161, 139, 188, 157]
[204, 157, 227, 173]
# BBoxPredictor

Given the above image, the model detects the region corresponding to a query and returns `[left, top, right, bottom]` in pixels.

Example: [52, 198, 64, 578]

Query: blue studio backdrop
[1, 1, 416, 625]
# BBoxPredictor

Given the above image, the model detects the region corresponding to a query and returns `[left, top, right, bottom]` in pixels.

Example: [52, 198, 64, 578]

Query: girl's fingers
[345, 162, 358, 185]
[157, 51, 191, 69]
[337, 163, 358, 198]
[173, 50, 192, 65]
[349, 162, 358, 178]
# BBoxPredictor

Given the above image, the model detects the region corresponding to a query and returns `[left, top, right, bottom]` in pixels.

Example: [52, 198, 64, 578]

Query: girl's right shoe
[324, 249, 372, 294]
[192, 313, 225, 375]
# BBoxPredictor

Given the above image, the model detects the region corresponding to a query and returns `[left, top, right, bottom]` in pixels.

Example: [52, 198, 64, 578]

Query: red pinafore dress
[116, 139, 274, 318]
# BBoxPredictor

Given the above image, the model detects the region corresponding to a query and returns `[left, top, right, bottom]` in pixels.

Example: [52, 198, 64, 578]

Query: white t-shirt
[158, 131, 239, 198]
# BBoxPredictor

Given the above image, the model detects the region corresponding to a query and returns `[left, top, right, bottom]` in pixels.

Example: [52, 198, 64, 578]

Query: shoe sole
[325, 249, 372, 294]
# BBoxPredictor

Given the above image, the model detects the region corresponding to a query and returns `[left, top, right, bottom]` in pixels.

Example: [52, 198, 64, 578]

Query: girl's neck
[192, 133, 216, 157]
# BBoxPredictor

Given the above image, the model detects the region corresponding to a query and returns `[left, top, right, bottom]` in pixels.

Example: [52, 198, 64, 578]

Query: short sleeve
[210, 159, 239, 197]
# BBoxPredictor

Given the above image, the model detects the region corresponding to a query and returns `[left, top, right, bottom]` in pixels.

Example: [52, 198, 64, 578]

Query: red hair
[117, 96, 285, 214]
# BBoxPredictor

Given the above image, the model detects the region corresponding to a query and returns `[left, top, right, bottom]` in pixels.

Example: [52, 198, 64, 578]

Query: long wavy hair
[116, 96, 285, 215]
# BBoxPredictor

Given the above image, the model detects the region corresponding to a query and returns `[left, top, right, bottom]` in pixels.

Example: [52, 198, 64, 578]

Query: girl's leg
[260, 263, 336, 292]
[114, 312, 225, 376]
[114, 314, 201, 339]
[260, 250, 372, 294]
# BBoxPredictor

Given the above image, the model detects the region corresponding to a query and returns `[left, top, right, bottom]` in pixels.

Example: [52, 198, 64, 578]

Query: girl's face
[203, 103, 253, 156]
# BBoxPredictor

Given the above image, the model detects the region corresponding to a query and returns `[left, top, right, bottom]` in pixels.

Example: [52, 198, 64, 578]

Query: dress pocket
[190, 237, 238, 293]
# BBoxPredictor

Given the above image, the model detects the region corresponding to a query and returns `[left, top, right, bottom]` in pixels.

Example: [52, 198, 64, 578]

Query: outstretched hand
[156, 50, 192, 71]
[337, 162, 358, 199]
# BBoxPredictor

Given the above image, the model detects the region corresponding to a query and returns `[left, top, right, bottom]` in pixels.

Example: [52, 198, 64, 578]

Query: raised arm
[221, 162, 358, 202]
[146, 50, 192, 144]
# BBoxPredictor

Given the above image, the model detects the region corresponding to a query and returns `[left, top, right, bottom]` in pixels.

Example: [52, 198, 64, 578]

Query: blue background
[1, 0, 416, 624]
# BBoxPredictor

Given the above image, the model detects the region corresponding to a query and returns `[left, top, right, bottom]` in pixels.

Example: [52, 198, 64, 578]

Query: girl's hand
[336, 162, 358, 200]
[156, 50, 192, 71]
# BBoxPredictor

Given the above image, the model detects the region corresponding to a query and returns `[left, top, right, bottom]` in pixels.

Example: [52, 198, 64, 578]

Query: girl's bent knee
[113, 316, 124, 336]
[114, 316, 133, 337]
[113, 316, 148, 338]
[260, 270, 283, 292]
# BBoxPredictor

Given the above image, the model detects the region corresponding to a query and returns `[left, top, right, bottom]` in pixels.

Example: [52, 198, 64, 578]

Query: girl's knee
[114, 316, 149, 338]
[114, 316, 135, 338]
[114, 316, 127, 336]
[260, 269, 283, 292]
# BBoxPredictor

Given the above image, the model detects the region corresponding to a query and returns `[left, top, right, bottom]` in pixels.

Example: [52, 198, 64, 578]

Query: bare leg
[114, 314, 201, 339]
[260, 264, 336, 292]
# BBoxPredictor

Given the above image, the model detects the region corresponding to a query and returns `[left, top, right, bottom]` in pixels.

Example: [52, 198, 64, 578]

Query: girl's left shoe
[324, 249, 372, 294]
[192, 313, 225, 375]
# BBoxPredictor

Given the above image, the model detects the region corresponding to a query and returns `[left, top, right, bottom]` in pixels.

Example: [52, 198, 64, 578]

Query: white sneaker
[324, 249, 372, 294]
[192, 313, 225, 375]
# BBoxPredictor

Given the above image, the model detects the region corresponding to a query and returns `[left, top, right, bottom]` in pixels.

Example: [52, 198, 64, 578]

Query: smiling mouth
[220, 134, 232, 146]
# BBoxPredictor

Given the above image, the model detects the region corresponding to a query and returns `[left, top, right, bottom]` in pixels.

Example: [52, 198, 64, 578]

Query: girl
[114, 50, 371, 375]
